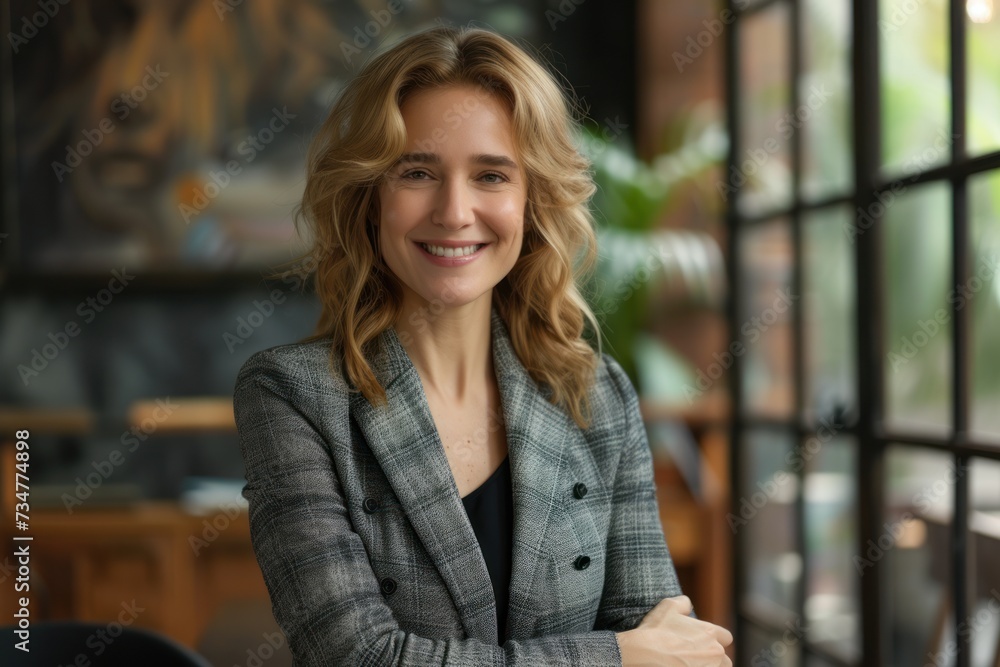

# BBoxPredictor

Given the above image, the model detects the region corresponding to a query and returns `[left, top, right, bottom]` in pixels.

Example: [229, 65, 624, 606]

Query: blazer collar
[348, 305, 582, 644]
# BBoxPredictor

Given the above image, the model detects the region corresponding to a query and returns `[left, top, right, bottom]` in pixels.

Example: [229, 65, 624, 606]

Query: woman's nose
[432, 179, 476, 228]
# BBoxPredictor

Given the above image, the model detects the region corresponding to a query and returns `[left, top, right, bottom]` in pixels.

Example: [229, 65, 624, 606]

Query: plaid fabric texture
[234, 306, 682, 666]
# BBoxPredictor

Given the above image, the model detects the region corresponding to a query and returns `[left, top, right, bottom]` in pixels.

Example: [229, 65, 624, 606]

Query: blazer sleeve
[234, 348, 625, 667]
[593, 354, 684, 632]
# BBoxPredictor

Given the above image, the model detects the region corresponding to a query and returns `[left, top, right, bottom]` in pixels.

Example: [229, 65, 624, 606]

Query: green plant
[579, 119, 725, 388]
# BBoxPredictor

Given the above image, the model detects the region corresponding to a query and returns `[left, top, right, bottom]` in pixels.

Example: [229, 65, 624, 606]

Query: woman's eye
[480, 172, 507, 184]
[402, 169, 429, 180]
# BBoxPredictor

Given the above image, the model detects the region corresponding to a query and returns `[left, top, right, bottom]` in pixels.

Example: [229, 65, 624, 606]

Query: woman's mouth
[418, 242, 487, 257]
[414, 241, 490, 266]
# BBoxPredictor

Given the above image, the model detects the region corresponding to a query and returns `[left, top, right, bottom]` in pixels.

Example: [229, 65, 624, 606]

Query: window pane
[880, 0, 951, 176]
[740, 429, 801, 619]
[967, 2, 1000, 155]
[737, 2, 792, 215]
[882, 183, 952, 436]
[740, 218, 795, 418]
[804, 436, 860, 662]
[803, 206, 857, 423]
[884, 445, 954, 667]
[969, 171, 1000, 443]
[800, 0, 852, 200]
[969, 458, 1000, 667]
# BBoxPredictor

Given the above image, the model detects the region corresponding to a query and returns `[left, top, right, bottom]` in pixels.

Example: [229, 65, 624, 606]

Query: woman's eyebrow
[393, 152, 518, 170]
[395, 152, 440, 166]
[471, 154, 519, 170]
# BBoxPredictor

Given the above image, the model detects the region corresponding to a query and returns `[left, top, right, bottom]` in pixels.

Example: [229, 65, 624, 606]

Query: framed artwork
[1, 0, 574, 280]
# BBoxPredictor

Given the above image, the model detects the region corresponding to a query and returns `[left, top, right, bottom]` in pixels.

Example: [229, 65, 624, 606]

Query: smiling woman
[376, 85, 526, 327]
[295, 26, 606, 429]
[232, 25, 732, 666]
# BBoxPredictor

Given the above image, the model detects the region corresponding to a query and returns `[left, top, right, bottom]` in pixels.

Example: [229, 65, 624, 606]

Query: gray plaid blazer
[233, 306, 682, 666]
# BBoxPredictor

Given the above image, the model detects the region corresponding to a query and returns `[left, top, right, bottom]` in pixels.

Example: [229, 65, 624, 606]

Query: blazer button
[380, 577, 397, 596]
[574, 555, 591, 570]
[573, 482, 588, 499]
[362, 497, 379, 513]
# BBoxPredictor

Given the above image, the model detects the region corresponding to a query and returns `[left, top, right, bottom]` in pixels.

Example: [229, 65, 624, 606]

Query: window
[726, 0, 1000, 665]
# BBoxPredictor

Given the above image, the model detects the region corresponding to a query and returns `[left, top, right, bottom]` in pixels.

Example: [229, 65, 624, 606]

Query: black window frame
[724, 0, 1000, 665]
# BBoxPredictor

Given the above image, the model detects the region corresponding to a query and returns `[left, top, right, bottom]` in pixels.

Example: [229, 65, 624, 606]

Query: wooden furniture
[925, 508, 1000, 666]
[0, 403, 266, 650]
[644, 389, 731, 628]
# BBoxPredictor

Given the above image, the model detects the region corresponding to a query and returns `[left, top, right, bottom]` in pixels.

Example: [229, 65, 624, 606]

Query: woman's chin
[402, 287, 493, 313]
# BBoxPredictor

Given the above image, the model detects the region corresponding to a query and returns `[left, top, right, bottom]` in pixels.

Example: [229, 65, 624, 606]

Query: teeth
[420, 243, 483, 258]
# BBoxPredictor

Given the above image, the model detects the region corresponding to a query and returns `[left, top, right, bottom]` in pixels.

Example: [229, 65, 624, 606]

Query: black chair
[1, 621, 213, 666]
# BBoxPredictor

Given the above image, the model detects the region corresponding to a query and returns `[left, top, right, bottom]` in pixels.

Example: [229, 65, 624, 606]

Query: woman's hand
[615, 596, 733, 666]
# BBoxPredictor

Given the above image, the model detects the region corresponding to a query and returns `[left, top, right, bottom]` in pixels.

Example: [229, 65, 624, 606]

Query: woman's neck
[393, 295, 494, 404]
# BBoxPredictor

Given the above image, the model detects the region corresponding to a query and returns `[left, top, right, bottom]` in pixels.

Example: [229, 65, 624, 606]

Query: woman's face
[377, 84, 527, 318]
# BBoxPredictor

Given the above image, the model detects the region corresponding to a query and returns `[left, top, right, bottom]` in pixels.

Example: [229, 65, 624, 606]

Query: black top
[460, 455, 514, 644]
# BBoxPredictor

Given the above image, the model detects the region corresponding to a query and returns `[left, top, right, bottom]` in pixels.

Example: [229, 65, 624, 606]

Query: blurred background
[0, 1, 998, 665]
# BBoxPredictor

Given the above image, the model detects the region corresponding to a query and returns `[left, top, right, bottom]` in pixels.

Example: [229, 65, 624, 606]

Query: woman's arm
[234, 349, 623, 667]
[596, 355, 733, 665]
[593, 354, 684, 633]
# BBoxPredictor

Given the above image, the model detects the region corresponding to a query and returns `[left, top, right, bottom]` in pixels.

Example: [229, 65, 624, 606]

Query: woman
[234, 25, 732, 666]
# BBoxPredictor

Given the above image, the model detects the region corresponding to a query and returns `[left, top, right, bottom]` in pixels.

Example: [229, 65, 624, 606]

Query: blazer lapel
[489, 309, 583, 640]
[348, 306, 579, 644]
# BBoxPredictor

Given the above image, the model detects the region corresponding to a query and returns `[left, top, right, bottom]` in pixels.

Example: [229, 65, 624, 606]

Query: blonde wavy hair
[296, 25, 605, 429]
